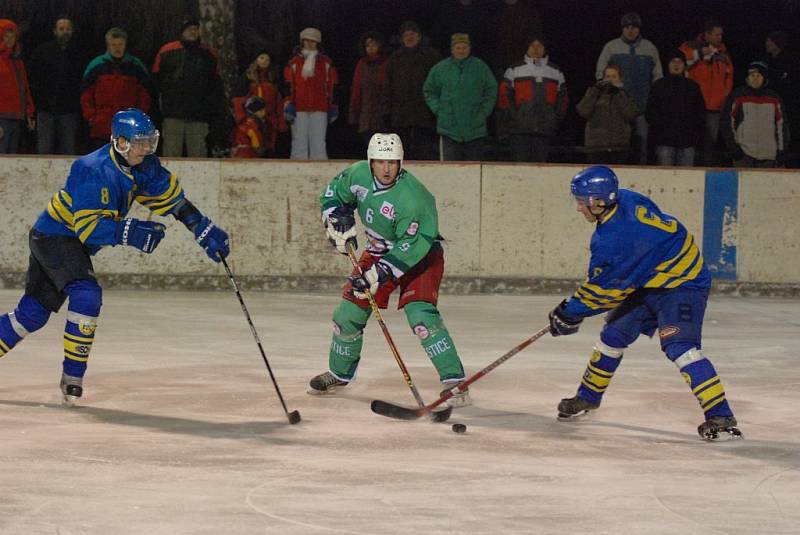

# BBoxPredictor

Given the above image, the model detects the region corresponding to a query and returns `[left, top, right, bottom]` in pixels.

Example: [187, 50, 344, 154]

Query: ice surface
[1, 290, 798, 534]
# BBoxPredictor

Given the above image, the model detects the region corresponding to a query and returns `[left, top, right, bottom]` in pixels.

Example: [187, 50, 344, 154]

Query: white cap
[300, 27, 321, 43]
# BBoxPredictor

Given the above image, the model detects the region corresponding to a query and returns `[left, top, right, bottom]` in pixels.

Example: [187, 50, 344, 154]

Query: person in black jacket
[152, 18, 225, 157]
[646, 49, 705, 166]
[28, 16, 86, 155]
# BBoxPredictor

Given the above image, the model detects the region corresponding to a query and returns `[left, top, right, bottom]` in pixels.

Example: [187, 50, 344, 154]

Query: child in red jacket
[231, 96, 270, 158]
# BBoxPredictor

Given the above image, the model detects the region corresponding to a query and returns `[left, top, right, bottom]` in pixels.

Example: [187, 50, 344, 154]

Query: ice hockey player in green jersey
[309, 132, 470, 407]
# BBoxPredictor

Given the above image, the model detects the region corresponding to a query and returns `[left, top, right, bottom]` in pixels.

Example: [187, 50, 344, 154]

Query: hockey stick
[219, 254, 302, 425]
[346, 244, 451, 423]
[371, 325, 551, 420]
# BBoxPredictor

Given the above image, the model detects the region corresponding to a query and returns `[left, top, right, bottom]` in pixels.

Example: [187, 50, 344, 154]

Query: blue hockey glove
[115, 218, 166, 254]
[325, 206, 358, 254]
[194, 217, 230, 262]
[351, 261, 393, 298]
[549, 299, 583, 336]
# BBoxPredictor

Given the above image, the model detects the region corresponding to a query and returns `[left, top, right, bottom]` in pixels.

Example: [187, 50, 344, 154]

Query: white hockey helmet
[367, 133, 404, 165]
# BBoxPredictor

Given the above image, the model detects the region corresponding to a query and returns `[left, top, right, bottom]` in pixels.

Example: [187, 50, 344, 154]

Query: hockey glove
[548, 299, 583, 337]
[325, 206, 358, 254]
[194, 217, 230, 262]
[351, 261, 393, 299]
[732, 147, 746, 161]
[115, 218, 166, 254]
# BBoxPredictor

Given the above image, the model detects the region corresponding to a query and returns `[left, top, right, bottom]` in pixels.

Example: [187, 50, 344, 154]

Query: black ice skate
[307, 371, 349, 395]
[60, 373, 83, 407]
[441, 381, 471, 408]
[557, 395, 599, 420]
[697, 416, 743, 441]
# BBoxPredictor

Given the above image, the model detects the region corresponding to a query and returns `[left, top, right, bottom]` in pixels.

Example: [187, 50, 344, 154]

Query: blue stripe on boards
[702, 171, 738, 280]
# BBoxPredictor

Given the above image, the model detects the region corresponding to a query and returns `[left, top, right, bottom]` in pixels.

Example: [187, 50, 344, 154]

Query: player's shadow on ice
[0, 398, 296, 443]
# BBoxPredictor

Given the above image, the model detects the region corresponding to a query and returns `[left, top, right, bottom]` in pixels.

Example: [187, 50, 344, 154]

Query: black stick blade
[288, 410, 302, 424]
[431, 405, 452, 422]
[371, 399, 424, 420]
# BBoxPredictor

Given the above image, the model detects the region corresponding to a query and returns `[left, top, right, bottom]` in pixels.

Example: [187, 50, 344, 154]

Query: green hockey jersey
[320, 160, 440, 277]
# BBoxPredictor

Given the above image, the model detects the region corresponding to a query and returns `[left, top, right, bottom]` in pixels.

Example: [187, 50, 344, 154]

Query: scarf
[301, 48, 318, 79]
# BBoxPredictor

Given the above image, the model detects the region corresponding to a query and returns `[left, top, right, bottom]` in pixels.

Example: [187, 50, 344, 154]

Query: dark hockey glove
[194, 217, 230, 262]
[732, 147, 746, 161]
[115, 218, 166, 254]
[325, 206, 358, 254]
[351, 261, 393, 298]
[549, 299, 583, 337]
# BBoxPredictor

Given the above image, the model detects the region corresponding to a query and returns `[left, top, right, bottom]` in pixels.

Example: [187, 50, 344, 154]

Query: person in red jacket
[0, 19, 35, 153]
[235, 51, 285, 154]
[231, 96, 269, 158]
[349, 31, 388, 152]
[80, 27, 151, 149]
[283, 27, 339, 160]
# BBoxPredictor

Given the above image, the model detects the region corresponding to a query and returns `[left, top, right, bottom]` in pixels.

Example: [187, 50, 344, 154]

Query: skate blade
[556, 409, 593, 421]
[306, 386, 343, 396]
[446, 396, 472, 409]
[702, 427, 744, 442]
[62, 394, 79, 407]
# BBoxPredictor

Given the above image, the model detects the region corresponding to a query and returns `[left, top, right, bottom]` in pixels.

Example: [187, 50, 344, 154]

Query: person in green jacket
[423, 33, 498, 161]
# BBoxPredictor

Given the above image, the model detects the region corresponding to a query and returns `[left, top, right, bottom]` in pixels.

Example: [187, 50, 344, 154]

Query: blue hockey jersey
[564, 189, 710, 319]
[33, 145, 185, 250]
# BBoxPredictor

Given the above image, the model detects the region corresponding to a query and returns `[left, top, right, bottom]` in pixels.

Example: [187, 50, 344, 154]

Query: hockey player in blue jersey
[0, 108, 230, 406]
[548, 165, 741, 441]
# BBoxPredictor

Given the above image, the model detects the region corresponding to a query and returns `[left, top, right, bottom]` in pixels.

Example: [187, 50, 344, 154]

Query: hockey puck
[288, 410, 302, 425]
[451, 423, 467, 433]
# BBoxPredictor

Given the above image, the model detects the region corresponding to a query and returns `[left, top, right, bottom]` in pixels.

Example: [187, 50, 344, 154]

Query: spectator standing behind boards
[231, 96, 269, 159]
[496, 34, 568, 162]
[423, 33, 497, 161]
[646, 49, 705, 166]
[0, 19, 35, 154]
[596, 12, 662, 165]
[81, 27, 151, 150]
[349, 31, 388, 153]
[234, 51, 285, 155]
[381, 21, 441, 160]
[576, 64, 640, 165]
[680, 19, 734, 166]
[283, 27, 339, 160]
[28, 16, 85, 155]
[763, 31, 799, 166]
[721, 61, 789, 168]
[152, 18, 225, 157]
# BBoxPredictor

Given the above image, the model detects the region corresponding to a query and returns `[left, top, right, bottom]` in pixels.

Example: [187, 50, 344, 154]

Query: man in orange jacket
[679, 19, 734, 166]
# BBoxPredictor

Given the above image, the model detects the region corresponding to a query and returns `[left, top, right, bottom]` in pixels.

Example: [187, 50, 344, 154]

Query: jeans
[699, 111, 721, 166]
[655, 146, 696, 166]
[509, 133, 550, 162]
[631, 114, 649, 165]
[37, 111, 78, 155]
[440, 135, 486, 161]
[162, 118, 209, 157]
[290, 111, 328, 160]
[0, 118, 22, 153]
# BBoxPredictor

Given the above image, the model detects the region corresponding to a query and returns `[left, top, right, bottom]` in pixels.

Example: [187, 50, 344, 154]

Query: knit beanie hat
[451, 33, 470, 46]
[181, 18, 200, 32]
[399, 20, 421, 35]
[620, 12, 642, 28]
[299, 27, 322, 43]
[667, 48, 686, 63]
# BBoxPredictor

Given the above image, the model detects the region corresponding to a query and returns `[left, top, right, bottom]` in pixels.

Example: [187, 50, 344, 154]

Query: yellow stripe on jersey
[645, 234, 701, 288]
[74, 209, 119, 243]
[135, 173, 184, 215]
[47, 190, 75, 229]
[574, 283, 634, 310]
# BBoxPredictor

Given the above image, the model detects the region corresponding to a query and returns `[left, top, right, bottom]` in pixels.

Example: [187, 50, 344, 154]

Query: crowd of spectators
[0, 11, 796, 168]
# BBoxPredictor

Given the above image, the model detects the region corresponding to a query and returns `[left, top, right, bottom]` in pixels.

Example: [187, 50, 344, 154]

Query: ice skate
[697, 416, 743, 441]
[307, 371, 349, 395]
[557, 395, 599, 420]
[441, 381, 471, 408]
[60, 373, 83, 407]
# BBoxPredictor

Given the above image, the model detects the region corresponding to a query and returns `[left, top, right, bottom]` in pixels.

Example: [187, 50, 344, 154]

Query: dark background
[1, 0, 797, 159]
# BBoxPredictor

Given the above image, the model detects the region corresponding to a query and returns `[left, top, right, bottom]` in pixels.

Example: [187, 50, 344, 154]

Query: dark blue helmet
[570, 165, 619, 207]
[111, 108, 159, 155]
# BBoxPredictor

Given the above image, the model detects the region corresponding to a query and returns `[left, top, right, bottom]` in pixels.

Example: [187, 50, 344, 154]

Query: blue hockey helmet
[570, 165, 619, 207]
[111, 108, 159, 155]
